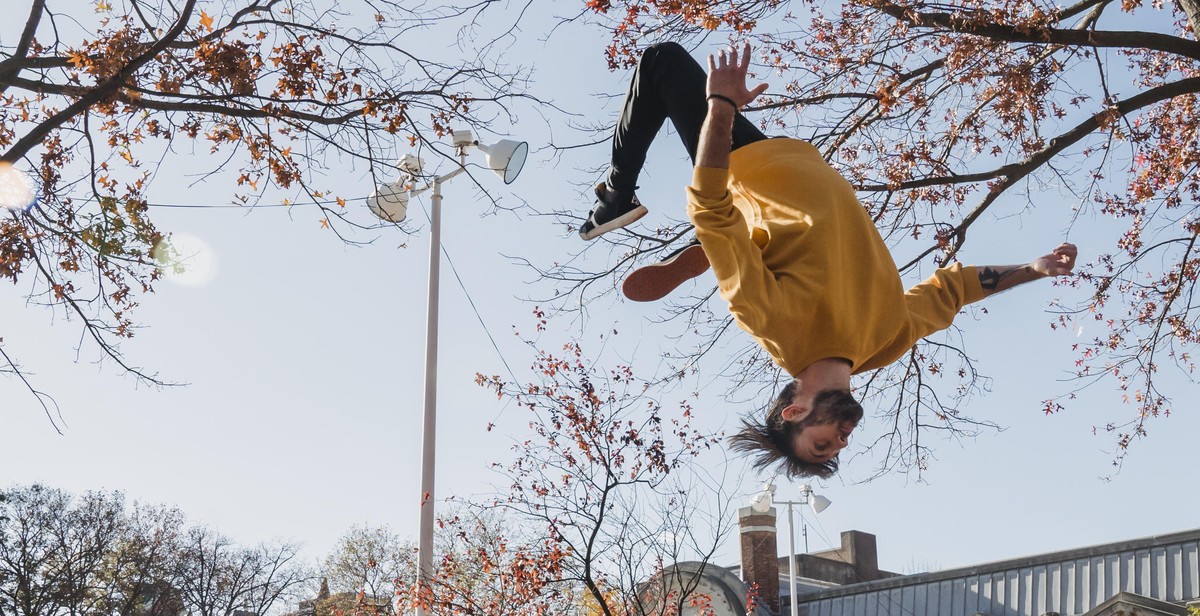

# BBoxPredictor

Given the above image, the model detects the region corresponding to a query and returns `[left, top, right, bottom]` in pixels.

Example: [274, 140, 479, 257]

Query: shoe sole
[622, 243, 710, 302]
[579, 205, 648, 241]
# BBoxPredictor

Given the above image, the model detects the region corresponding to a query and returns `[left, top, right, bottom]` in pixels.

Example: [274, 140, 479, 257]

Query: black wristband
[706, 94, 739, 110]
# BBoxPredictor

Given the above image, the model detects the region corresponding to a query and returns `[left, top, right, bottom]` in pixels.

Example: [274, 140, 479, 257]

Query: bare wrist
[706, 101, 738, 120]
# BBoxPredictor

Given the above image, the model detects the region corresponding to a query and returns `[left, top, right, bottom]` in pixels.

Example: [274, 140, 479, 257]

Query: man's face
[790, 419, 856, 464]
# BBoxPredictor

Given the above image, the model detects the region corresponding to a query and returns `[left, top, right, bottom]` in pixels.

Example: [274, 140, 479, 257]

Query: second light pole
[750, 479, 831, 616]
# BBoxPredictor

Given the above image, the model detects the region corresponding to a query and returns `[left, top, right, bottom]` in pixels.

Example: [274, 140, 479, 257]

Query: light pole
[367, 129, 528, 616]
[749, 479, 831, 616]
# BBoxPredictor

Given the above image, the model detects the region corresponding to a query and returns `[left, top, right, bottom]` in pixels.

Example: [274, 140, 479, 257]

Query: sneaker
[621, 238, 710, 302]
[579, 183, 648, 241]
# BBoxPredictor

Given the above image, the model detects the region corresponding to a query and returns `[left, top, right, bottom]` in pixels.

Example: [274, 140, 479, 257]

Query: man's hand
[707, 42, 768, 109]
[1030, 242, 1078, 277]
[695, 43, 767, 170]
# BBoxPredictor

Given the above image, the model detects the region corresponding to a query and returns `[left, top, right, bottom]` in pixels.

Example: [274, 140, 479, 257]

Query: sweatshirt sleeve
[686, 166, 782, 334]
[903, 263, 986, 340]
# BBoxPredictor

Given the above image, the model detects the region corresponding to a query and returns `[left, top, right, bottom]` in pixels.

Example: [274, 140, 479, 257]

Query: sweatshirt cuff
[959, 265, 985, 304]
[690, 167, 731, 204]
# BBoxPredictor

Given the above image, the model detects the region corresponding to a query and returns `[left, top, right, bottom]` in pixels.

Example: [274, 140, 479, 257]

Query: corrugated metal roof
[796, 529, 1200, 616]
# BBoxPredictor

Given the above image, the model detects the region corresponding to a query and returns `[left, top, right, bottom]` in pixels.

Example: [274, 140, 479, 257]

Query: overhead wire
[141, 197, 364, 208]
[133, 194, 526, 393]
[438, 231, 523, 388]
[412, 200, 523, 390]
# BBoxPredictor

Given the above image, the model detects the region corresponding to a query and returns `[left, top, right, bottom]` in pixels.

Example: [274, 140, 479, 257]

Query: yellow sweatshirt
[686, 138, 985, 376]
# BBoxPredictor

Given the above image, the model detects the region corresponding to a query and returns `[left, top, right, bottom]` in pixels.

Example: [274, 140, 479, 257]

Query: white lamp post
[367, 129, 527, 616]
[750, 479, 831, 616]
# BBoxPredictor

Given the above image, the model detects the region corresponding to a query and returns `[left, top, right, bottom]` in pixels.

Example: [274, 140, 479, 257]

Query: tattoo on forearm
[978, 265, 1032, 291]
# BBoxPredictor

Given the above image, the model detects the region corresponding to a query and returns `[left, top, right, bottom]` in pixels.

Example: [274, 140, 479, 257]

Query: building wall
[796, 530, 1200, 616]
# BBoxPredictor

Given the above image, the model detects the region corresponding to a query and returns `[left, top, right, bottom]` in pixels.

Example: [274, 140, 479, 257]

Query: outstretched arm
[977, 243, 1078, 297]
[687, 44, 779, 335]
[694, 43, 768, 170]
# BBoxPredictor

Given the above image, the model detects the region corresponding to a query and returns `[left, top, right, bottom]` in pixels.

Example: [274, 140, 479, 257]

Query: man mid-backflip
[578, 42, 1078, 478]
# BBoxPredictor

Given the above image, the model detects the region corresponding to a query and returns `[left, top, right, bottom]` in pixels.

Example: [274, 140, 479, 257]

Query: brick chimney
[739, 505, 781, 614]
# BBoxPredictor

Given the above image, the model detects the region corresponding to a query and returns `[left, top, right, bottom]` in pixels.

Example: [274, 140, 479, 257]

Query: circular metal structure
[639, 561, 774, 616]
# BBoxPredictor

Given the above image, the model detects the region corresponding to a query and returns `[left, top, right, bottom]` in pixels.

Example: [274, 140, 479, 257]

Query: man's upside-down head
[729, 381, 863, 478]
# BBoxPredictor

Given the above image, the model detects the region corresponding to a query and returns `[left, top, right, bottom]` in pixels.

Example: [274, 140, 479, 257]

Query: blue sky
[3, 0, 1197, 583]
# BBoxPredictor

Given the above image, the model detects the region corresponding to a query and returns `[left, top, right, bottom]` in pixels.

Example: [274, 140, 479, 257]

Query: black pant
[607, 42, 769, 194]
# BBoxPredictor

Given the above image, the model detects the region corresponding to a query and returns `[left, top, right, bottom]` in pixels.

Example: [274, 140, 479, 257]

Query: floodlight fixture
[800, 484, 832, 514]
[749, 478, 777, 514]
[367, 182, 410, 223]
[476, 138, 528, 184]
[367, 130, 528, 225]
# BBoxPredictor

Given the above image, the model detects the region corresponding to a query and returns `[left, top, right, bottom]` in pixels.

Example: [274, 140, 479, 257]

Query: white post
[411, 154, 467, 616]
[788, 501, 798, 616]
[414, 176, 443, 616]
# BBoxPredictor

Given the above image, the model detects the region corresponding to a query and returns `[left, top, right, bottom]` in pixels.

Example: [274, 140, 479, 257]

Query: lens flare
[0, 163, 37, 212]
[152, 233, 218, 287]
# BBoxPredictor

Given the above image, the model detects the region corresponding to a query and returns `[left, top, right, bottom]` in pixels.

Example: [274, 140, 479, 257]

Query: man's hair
[728, 381, 864, 479]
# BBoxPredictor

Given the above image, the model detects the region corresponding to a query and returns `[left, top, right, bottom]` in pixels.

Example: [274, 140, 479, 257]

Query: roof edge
[797, 528, 1200, 602]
